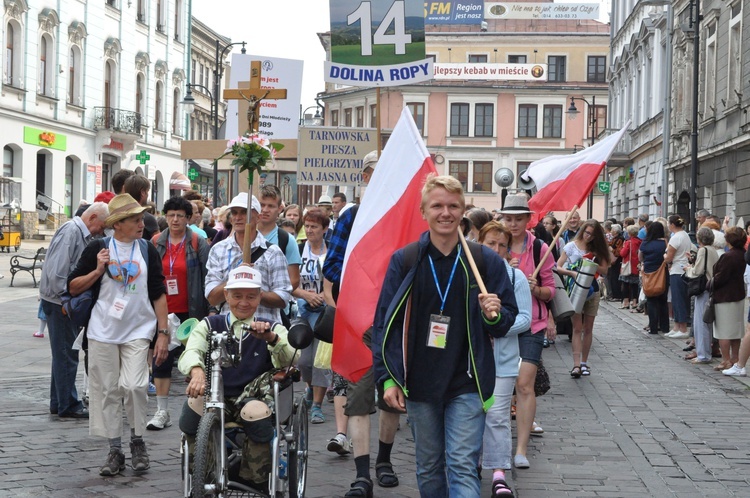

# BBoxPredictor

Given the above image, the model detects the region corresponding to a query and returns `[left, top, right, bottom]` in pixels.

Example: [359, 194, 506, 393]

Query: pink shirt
[509, 231, 556, 334]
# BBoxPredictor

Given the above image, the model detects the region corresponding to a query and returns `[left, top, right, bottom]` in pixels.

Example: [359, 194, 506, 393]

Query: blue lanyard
[111, 239, 136, 290]
[167, 233, 187, 275]
[428, 245, 462, 315]
[227, 247, 242, 270]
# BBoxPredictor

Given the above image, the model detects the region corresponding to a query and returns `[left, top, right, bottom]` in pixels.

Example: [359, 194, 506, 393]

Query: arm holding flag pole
[457, 227, 498, 319]
[531, 205, 579, 280]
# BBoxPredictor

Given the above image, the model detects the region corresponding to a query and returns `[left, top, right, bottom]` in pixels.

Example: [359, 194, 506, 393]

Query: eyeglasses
[165, 213, 186, 219]
[583, 230, 595, 237]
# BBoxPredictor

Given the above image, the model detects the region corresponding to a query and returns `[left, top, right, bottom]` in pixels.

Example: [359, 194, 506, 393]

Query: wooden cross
[223, 60, 288, 134]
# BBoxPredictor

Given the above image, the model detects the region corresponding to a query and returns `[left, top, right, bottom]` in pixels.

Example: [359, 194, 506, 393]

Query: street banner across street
[226, 54, 303, 140]
[434, 63, 548, 81]
[297, 126, 378, 186]
[327, 0, 432, 87]
[485, 2, 600, 20]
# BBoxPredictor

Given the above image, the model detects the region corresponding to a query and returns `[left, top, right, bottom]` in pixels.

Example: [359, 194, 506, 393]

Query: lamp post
[567, 95, 598, 219]
[688, 0, 701, 234]
[181, 40, 246, 205]
[299, 105, 323, 126]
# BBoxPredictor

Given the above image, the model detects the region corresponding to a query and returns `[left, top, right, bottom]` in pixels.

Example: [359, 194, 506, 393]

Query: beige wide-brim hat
[105, 194, 149, 227]
[497, 194, 535, 215]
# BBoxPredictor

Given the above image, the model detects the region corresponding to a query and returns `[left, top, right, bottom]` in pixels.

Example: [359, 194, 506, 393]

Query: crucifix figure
[238, 89, 270, 133]
[223, 61, 287, 135]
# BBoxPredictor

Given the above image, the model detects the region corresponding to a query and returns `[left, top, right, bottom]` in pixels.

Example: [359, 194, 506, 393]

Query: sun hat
[225, 265, 263, 290]
[105, 194, 149, 227]
[227, 192, 261, 213]
[497, 194, 535, 215]
[362, 150, 378, 172]
[317, 195, 332, 206]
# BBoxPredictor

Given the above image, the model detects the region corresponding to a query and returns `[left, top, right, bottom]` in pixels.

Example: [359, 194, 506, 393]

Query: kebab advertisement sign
[325, 0, 433, 87]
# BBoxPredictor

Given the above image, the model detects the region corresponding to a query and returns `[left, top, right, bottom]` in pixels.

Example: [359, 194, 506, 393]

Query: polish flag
[332, 107, 437, 382]
[521, 122, 631, 223]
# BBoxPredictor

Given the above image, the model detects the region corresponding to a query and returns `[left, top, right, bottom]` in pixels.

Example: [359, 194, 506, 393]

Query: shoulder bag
[642, 260, 667, 297]
[621, 242, 632, 275]
[681, 247, 708, 297]
[703, 282, 716, 324]
[534, 360, 551, 396]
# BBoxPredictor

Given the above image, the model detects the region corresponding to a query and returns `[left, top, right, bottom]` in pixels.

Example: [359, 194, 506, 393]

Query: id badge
[427, 314, 450, 349]
[109, 296, 130, 320]
[166, 276, 179, 295]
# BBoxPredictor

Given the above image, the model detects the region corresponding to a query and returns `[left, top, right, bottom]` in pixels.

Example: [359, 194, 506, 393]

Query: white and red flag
[332, 107, 437, 382]
[521, 122, 631, 223]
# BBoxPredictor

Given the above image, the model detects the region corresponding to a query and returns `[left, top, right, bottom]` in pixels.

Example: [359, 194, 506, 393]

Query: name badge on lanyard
[426, 245, 462, 349]
[166, 235, 186, 295]
[166, 276, 179, 295]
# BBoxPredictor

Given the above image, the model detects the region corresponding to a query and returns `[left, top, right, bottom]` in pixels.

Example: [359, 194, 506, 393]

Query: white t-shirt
[299, 242, 325, 294]
[668, 230, 692, 275]
[87, 238, 157, 344]
[563, 241, 587, 268]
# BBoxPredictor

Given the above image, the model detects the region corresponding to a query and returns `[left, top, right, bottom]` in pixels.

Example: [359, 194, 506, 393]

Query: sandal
[345, 477, 373, 498]
[530, 421, 544, 436]
[570, 366, 582, 378]
[581, 364, 590, 376]
[492, 477, 515, 497]
[375, 462, 399, 488]
[510, 404, 516, 420]
[683, 352, 697, 361]
[683, 345, 696, 352]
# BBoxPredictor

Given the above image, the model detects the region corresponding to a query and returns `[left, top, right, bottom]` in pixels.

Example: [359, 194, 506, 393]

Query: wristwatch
[268, 334, 280, 346]
[157, 329, 170, 336]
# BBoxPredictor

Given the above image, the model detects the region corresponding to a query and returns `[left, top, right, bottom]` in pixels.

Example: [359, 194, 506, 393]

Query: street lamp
[299, 105, 323, 126]
[181, 39, 246, 204]
[567, 95, 598, 218]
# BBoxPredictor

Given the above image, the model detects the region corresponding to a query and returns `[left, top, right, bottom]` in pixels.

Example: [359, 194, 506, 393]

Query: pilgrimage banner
[297, 126, 377, 186]
[325, 0, 433, 87]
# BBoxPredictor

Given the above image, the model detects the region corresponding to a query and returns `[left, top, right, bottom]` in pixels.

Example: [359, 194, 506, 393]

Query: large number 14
[348, 1, 412, 56]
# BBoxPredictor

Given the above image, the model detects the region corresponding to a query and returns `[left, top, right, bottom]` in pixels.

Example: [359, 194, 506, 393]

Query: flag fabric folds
[331, 107, 437, 382]
[521, 123, 631, 223]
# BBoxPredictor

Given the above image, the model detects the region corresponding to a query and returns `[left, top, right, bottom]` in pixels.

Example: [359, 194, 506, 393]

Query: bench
[9, 247, 46, 287]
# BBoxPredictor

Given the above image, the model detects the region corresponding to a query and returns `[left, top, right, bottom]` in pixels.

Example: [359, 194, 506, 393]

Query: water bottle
[278, 454, 287, 479]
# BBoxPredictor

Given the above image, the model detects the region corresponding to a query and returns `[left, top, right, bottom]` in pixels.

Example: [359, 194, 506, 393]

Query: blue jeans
[406, 392, 485, 497]
[670, 274, 690, 324]
[41, 300, 84, 415]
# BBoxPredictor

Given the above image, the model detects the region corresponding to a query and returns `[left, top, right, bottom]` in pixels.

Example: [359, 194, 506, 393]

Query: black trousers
[646, 291, 670, 333]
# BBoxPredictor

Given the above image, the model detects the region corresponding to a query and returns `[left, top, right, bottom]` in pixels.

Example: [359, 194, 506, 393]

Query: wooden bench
[9, 247, 46, 287]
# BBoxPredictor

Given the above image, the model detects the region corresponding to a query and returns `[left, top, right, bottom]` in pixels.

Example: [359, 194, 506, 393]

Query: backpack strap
[401, 241, 420, 278]
[191, 232, 199, 253]
[277, 227, 289, 256]
[465, 240, 486, 283]
[251, 242, 268, 264]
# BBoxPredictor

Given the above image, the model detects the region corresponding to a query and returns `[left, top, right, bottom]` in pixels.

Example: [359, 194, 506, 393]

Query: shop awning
[169, 171, 191, 190]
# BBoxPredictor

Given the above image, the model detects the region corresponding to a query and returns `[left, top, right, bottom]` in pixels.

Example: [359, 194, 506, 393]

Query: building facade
[318, 8, 610, 214]
[1, 0, 189, 236]
[609, 0, 750, 227]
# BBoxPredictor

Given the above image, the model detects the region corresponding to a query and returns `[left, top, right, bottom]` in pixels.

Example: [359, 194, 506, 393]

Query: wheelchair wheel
[287, 399, 308, 498]
[192, 409, 223, 497]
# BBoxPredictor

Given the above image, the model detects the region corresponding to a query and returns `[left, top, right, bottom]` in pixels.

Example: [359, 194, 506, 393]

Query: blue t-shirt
[639, 239, 666, 273]
[637, 226, 647, 240]
[263, 226, 302, 265]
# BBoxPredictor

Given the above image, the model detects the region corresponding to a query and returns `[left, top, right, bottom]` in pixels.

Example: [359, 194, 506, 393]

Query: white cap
[225, 266, 263, 289]
[228, 192, 261, 213]
[317, 195, 332, 206]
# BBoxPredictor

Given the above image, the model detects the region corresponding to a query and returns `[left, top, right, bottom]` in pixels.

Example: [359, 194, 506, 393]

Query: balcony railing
[93, 107, 142, 134]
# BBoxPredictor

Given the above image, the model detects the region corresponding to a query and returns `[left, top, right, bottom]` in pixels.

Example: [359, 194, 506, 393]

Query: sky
[191, 0, 611, 115]
[191, 0, 330, 113]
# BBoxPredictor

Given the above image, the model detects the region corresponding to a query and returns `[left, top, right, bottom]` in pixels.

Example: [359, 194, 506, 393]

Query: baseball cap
[362, 150, 378, 172]
[225, 266, 263, 290]
[227, 192, 261, 213]
[317, 195, 332, 206]
[94, 191, 116, 204]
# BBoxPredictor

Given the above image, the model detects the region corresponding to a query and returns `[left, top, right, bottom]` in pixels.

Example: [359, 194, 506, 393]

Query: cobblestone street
[2, 242, 750, 497]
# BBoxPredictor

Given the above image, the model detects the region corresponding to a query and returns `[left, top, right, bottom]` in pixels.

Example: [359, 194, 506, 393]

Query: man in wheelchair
[177, 265, 299, 489]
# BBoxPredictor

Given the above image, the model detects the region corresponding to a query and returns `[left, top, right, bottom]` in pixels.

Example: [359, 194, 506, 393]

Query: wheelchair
[181, 319, 313, 498]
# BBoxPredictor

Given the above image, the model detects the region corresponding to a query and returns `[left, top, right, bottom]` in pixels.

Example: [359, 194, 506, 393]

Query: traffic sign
[598, 181, 611, 194]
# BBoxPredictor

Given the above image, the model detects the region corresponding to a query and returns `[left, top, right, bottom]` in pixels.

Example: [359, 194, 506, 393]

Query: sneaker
[130, 439, 150, 471]
[33, 331, 45, 338]
[722, 364, 747, 377]
[665, 331, 680, 338]
[310, 405, 325, 424]
[669, 332, 690, 340]
[147, 382, 156, 395]
[327, 433, 351, 455]
[514, 454, 530, 469]
[146, 409, 172, 430]
[99, 448, 125, 476]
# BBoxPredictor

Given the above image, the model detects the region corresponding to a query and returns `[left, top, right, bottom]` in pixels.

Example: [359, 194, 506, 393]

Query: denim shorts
[517, 330, 544, 365]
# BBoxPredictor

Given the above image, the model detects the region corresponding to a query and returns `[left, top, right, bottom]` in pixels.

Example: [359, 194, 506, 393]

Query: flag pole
[457, 227, 497, 319]
[531, 205, 579, 280]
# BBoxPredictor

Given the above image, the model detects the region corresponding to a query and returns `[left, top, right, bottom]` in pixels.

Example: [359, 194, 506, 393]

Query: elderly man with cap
[40, 202, 109, 419]
[178, 265, 299, 489]
[321, 150, 403, 497]
[204, 192, 292, 323]
[67, 193, 169, 476]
